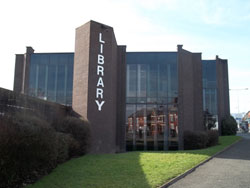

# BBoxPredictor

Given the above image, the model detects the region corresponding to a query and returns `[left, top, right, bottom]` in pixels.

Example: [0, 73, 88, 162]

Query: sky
[0, 0, 249, 114]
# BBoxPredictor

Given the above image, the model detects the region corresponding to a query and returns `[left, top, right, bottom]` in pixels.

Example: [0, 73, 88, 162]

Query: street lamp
[229, 88, 248, 114]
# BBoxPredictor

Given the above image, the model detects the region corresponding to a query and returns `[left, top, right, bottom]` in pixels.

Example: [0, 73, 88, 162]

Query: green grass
[26, 136, 241, 188]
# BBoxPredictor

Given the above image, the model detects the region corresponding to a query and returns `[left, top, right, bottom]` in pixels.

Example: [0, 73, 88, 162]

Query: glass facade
[202, 60, 218, 130]
[28, 53, 74, 105]
[26, 51, 219, 150]
[126, 52, 178, 150]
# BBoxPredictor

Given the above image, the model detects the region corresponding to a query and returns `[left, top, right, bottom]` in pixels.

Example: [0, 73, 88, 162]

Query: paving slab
[168, 133, 250, 188]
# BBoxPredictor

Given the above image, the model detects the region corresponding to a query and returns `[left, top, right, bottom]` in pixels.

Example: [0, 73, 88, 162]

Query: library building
[13, 20, 230, 153]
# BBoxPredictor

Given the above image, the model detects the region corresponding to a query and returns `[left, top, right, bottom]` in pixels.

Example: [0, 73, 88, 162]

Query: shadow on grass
[27, 136, 242, 188]
[26, 152, 152, 188]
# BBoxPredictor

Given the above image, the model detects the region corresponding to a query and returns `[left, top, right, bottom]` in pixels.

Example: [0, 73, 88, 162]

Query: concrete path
[169, 133, 250, 188]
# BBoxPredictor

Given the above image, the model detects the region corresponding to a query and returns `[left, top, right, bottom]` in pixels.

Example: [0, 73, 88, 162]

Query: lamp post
[229, 88, 248, 114]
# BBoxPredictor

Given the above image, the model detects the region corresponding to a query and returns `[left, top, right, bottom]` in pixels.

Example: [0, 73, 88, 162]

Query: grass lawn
[26, 136, 241, 188]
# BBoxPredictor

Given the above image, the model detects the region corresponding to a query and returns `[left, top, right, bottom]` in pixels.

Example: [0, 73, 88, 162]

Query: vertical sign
[95, 33, 105, 111]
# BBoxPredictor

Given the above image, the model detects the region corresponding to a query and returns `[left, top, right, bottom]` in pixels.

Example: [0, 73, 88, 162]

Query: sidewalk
[168, 133, 250, 188]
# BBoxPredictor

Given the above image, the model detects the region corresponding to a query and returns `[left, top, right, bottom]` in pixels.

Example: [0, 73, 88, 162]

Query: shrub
[56, 133, 69, 163]
[184, 130, 208, 150]
[0, 112, 90, 188]
[207, 130, 219, 147]
[56, 132, 80, 162]
[51, 116, 90, 156]
[0, 113, 57, 188]
[221, 115, 237, 135]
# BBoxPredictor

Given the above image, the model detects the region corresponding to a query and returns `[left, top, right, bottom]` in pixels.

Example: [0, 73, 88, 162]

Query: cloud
[0, 0, 249, 102]
[229, 68, 250, 87]
[229, 68, 250, 113]
[197, 0, 250, 26]
[130, 0, 178, 11]
[243, 14, 250, 21]
[129, 0, 250, 26]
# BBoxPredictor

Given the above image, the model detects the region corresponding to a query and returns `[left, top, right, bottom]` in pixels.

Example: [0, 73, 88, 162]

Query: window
[29, 53, 74, 105]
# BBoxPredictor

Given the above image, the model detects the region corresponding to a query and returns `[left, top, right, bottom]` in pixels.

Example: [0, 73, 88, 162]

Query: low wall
[0, 87, 71, 122]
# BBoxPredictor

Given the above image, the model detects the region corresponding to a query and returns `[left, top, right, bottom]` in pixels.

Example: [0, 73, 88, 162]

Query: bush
[56, 132, 80, 162]
[207, 130, 219, 147]
[0, 113, 57, 188]
[0, 112, 90, 188]
[51, 116, 90, 156]
[184, 130, 208, 150]
[221, 115, 237, 135]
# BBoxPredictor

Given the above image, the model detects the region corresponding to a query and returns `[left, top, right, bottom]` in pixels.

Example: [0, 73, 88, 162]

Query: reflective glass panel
[29, 53, 74, 105]
[126, 52, 178, 151]
[202, 60, 218, 130]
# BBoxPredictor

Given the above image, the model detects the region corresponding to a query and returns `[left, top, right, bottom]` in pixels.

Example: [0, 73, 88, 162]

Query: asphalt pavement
[169, 133, 250, 188]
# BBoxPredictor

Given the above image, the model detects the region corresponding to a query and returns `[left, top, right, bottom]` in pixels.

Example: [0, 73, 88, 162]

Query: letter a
[97, 77, 104, 87]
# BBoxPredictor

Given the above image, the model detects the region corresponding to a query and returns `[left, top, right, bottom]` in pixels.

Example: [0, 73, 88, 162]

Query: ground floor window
[203, 109, 218, 130]
[126, 103, 178, 151]
[203, 88, 218, 130]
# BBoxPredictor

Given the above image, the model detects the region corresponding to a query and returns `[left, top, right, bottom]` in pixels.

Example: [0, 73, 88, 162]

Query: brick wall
[0, 87, 70, 122]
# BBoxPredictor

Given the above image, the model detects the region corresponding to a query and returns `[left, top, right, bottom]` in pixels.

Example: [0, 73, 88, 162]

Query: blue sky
[0, 0, 249, 113]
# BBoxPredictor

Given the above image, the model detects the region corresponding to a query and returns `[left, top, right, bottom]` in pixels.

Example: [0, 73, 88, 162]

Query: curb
[159, 138, 242, 188]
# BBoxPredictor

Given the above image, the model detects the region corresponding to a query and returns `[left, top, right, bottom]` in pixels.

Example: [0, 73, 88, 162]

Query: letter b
[98, 54, 104, 64]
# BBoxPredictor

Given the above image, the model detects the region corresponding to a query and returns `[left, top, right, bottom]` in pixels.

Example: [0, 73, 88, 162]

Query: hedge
[51, 116, 90, 156]
[0, 112, 90, 188]
[221, 115, 238, 135]
[0, 113, 57, 188]
[184, 130, 219, 150]
[207, 130, 219, 147]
